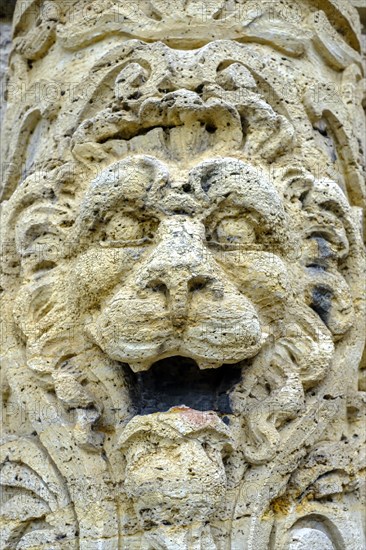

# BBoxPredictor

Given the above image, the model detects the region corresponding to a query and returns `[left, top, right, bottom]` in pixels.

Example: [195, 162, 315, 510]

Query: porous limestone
[0, 1, 365, 549]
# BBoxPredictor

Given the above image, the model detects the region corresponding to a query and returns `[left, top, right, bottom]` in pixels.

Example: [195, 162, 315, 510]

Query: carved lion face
[1, 42, 363, 469]
[1, 4, 365, 547]
[3, 145, 361, 463]
[72, 155, 289, 370]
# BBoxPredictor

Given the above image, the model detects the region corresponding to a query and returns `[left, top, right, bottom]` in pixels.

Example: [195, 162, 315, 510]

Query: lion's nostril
[148, 280, 168, 295]
[189, 276, 209, 292]
[182, 183, 192, 193]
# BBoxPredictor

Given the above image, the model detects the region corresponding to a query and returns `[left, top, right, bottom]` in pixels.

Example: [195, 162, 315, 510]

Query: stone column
[0, 1, 365, 549]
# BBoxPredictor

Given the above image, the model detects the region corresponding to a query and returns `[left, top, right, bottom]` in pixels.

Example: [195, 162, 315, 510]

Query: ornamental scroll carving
[0, 1, 365, 549]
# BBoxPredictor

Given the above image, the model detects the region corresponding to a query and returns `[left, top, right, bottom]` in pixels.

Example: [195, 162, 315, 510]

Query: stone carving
[119, 408, 233, 548]
[0, 1, 365, 548]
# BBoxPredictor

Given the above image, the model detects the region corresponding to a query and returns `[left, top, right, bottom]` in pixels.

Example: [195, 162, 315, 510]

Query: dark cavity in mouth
[127, 356, 242, 416]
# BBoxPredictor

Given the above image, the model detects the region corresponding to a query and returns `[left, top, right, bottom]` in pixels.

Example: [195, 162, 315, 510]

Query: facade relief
[0, 1, 365, 549]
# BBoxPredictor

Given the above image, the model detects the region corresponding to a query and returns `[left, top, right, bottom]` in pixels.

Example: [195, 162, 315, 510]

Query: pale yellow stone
[0, 1, 365, 548]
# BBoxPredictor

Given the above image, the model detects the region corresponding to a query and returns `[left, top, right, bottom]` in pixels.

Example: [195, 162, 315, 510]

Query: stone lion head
[2, 145, 362, 459]
[1, 36, 364, 547]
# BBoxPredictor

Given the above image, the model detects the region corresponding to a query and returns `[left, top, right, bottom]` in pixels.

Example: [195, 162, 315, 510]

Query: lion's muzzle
[88, 217, 263, 371]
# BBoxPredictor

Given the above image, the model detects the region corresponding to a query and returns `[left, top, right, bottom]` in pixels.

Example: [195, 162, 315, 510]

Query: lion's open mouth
[125, 356, 243, 417]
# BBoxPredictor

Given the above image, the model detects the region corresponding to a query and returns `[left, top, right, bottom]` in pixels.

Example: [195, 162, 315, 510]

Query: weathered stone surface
[0, 21, 12, 125]
[0, 1, 365, 549]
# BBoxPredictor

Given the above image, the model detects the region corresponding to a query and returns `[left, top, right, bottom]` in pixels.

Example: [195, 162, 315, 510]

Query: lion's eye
[213, 217, 256, 247]
[100, 214, 157, 247]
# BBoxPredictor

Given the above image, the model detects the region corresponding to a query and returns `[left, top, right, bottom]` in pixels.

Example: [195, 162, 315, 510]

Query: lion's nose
[147, 274, 213, 329]
[135, 218, 221, 330]
[139, 267, 216, 330]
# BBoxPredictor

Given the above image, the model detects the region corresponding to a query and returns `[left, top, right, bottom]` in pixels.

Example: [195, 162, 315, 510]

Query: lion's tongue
[119, 407, 234, 450]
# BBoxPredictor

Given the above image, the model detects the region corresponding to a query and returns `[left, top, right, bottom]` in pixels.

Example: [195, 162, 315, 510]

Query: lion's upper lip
[88, 313, 264, 372]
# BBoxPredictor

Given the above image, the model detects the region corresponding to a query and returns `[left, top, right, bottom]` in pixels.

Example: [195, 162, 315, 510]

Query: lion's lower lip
[124, 355, 244, 416]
